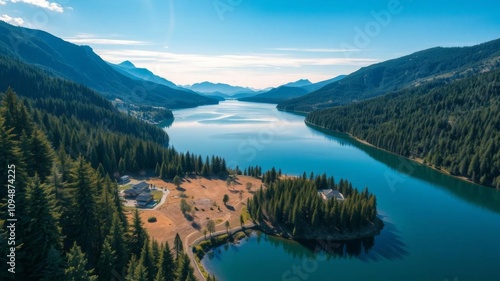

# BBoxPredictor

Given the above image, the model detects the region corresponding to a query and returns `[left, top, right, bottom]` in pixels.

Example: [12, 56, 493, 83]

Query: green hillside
[278, 39, 500, 112]
[306, 69, 500, 188]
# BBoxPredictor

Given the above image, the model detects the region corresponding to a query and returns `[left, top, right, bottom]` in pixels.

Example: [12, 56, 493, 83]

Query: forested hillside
[306, 70, 500, 188]
[278, 38, 500, 112]
[0, 55, 243, 280]
[238, 86, 308, 104]
[0, 89, 202, 280]
[0, 21, 218, 109]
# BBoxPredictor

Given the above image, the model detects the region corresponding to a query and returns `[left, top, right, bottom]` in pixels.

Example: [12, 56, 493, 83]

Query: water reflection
[307, 124, 500, 214]
[205, 220, 408, 265]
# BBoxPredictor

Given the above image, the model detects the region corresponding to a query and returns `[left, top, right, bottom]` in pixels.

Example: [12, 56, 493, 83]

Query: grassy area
[118, 183, 132, 191]
[151, 190, 163, 201]
[241, 206, 251, 223]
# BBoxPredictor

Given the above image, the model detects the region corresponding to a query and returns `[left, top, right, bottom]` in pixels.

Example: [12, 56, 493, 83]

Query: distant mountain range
[109, 60, 179, 89]
[185, 82, 258, 96]
[278, 39, 500, 112]
[0, 21, 218, 109]
[239, 76, 346, 104]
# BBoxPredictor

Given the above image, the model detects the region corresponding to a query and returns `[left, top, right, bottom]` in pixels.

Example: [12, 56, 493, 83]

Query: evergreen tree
[97, 237, 116, 281]
[66, 156, 99, 266]
[139, 241, 155, 281]
[156, 242, 176, 281]
[108, 214, 129, 277]
[64, 243, 97, 281]
[129, 209, 148, 258]
[40, 247, 65, 281]
[173, 233, 183, 260]
[24, 174, 62, 280]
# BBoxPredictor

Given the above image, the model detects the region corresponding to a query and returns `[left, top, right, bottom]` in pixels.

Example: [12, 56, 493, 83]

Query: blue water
[164, 101, 500, 281]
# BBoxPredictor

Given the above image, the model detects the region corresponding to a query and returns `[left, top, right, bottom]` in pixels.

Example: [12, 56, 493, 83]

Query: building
[318, 189, 345, 201]
[119, 175, 130, 184]
[124, 181, 149, 198]
[136, 191, 154, 207]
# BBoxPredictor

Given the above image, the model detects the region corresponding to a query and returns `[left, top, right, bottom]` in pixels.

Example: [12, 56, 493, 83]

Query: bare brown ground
[127, 175, 261, 247]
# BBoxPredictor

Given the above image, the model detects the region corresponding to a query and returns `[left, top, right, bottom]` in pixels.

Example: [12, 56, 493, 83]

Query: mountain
[108, 60, 179, 89]
[282, 79, 312, 88]
[0, 21, 217, 109]
[278, 39, 500, 112]
[186, 81, 256, 95]
[301, 75, 347, 93]
[238, 86, 309, 104]
[239, 75, 346, 104]
[306, 69, 500, 188]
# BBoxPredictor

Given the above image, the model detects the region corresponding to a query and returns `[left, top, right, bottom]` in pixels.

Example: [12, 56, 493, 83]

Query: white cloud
[10, 0, 63, 13]
[96, 48, 377, 88]
[270, 47, 361, 53]
[0, 1, 7, 5]
[0, 14, 25, 26]
[65, 34, 149, 46]
[98, 49, 378, 69]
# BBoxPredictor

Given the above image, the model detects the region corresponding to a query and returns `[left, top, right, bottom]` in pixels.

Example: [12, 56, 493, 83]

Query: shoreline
[255, 217, 384, 241]
[303, 120, 490, 189]
[191, 218, 383, 280]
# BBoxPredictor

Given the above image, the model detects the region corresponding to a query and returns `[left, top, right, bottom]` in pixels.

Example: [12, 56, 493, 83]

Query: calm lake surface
[164, 101, 500, 281]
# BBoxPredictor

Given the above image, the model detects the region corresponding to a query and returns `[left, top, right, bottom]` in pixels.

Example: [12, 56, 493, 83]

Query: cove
[164, 101, 500, 281]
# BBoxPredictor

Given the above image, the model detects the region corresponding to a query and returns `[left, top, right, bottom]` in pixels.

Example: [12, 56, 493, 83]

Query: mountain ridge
[0, 21, 218, 109]
[277, 39, 500, 112]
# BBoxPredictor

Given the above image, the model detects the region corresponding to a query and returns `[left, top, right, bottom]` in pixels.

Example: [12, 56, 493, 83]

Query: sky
[1, 0, 499, 89]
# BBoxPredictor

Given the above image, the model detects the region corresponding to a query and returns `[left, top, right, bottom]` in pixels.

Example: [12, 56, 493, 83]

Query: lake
[164, 100, 500, 281]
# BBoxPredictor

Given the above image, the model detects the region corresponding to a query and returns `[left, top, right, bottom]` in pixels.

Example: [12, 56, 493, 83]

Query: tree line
[248, 174, 378, 238]
[0, 89, 200, 280]
[307, 69, 500, 188]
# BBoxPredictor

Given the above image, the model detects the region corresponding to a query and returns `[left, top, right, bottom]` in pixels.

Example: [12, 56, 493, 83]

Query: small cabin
[124, 181, 149, 198]
[136, 191, 154, 207]
[119, 175, 131, 184]
[318, 189, 345, 201]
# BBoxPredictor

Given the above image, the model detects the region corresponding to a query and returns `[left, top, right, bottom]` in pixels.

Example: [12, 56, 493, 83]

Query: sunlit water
[164, 101, 500, 281]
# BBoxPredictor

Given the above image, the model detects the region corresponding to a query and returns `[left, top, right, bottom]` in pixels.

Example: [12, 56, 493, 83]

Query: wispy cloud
[98, 49, 378, 69]
[269, 47, 361, 53]
[96, 48, 376, 88]
[0, 1, 7, 5]
[65, 34, 150, 46]
[10, 0, 63, 13]
[0, 14, 25, 26]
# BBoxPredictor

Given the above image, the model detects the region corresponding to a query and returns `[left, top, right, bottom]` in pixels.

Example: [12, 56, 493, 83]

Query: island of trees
[248, 171, 382, 239]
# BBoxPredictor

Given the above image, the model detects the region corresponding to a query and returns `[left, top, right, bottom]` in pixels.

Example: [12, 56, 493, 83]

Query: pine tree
[108, 214, 128, 277]
[173, 233, 183, 260]
[156, 242, 176, 281]
[64, 242, 97, 281]
[129, 209, 148, 257]
[24, 174, 62, 280]
[67, 156, 99, 266]
[40, 247, 65, 281]
[175, 253, 194, 281]
[97, 237, 116, 281]
[139, 241, 155, 281]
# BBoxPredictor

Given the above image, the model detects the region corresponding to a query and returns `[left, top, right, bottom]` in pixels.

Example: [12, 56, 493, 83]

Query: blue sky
[1, 0, 499, 88]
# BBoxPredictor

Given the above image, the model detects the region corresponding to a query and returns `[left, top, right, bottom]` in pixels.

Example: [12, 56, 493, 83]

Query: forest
[306, 69, 500, 188]
[0, 55, 236, 280]
[248, 173, 379, 238]
[0, 88, 205, 280]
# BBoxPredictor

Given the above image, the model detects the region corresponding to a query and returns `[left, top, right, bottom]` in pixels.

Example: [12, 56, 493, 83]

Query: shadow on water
[158, 118, 174, 128]
[205, 219, 408, 264]
[307, 125, 500, 214]
[293, 220, 408, 263]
